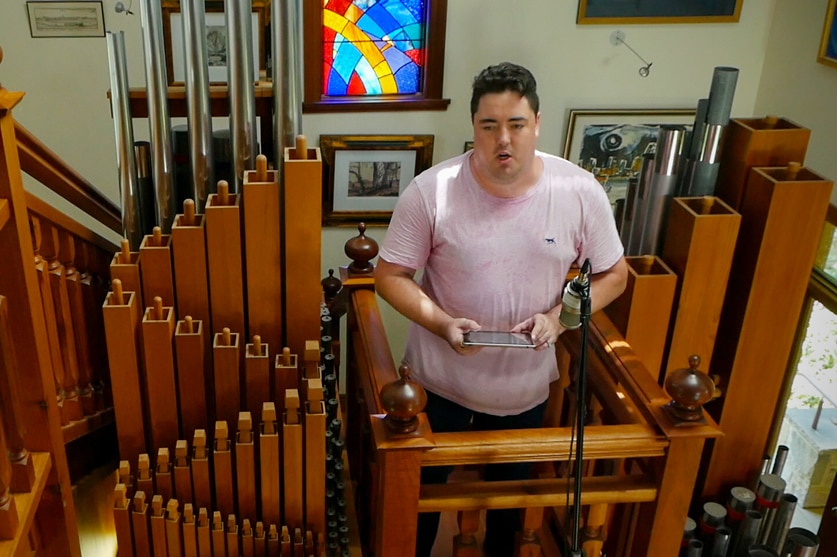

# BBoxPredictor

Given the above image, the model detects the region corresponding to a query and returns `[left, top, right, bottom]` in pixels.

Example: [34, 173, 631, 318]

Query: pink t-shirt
[379, 151, 623, 415]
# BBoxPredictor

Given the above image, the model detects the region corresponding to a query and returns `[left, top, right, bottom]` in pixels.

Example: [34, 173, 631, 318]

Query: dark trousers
[415, 391, 548, 557]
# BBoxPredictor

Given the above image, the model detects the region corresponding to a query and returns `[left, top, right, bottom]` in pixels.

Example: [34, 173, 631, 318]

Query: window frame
[302, 0, 450, 113]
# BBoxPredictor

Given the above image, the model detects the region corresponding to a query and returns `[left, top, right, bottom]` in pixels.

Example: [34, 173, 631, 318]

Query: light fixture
[610, 30, 653, 77]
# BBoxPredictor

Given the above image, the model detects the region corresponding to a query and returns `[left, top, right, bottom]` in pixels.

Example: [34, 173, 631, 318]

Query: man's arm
[375, 258, 480, 352]
[588, 255, 629, 314]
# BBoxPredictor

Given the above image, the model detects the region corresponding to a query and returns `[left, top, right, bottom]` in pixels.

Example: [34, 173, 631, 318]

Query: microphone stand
[569, 278, 592, 557]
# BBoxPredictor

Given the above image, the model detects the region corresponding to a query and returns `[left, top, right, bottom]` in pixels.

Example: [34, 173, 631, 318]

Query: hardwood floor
[73, 462, 118, 557]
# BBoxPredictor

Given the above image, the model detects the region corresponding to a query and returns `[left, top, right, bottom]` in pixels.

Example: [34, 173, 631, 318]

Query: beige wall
[754, 0, 837, 206]
[6, 0, 836, 356]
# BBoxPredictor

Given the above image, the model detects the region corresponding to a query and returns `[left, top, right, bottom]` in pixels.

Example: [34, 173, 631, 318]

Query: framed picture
[162, 0, 270, 85]
[319, 135, 435, 226]
[818, 0, 837, 69]
[563, 109, 696, 208]
[463, 141, 474, 153]
[26, 1, 105, 38]
[577, 0, 742, 24]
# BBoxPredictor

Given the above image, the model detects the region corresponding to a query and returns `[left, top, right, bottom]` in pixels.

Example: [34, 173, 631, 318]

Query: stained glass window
[322, 0, 425, 97]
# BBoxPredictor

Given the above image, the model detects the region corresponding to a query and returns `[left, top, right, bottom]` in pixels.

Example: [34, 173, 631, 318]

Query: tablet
[462, 330, 535, 348]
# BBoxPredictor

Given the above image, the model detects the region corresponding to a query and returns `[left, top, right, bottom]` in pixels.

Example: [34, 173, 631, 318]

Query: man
[376, 62, 628, 556]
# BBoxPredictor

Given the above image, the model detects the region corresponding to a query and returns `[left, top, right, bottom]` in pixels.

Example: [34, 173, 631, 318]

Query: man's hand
[445, 318, 482, 355]
[512, 307, 565, 351]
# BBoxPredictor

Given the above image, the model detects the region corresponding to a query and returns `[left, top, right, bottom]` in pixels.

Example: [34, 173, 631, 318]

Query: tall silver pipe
[771, 445, 789, 478]
[712, 526, 733, 557]
[272, 0, 305, 168]
[638, 125, 685, 256]
[139, 0, 176, 232]
[226, 0, 257, 192]
[733, 509, 763, 556]
[181, 0, 215, 213]
[765, 493, 797, 553]
[106, 31, 143, 250]
[624, 153, 656, 256]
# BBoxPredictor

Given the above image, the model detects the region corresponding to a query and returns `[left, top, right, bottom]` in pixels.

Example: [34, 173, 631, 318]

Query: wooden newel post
[373, 364, 434, 557]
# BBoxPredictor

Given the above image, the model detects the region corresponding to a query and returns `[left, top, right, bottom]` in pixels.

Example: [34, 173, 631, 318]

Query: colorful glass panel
[323, 0, 426, 96]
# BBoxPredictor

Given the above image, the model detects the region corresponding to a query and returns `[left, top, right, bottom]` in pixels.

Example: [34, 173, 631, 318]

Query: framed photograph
[319, 135, 435, 226]
[577, 0, 742, 24]
[162, 0, 270, 85]
[26, 1, 105, 38]
[818, 0, 837, 69]
[563, 109, 696, 208]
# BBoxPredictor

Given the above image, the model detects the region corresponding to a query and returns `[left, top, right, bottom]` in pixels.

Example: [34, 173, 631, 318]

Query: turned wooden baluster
[0, 410, 20, 540]
[61, 230, 94, 416]
[28, 215, 67, 425]
[84, 241, 112, 409]
[0, 297, 35, 493]
[40, 220, 82, 422]
[452, 510, 480, 557]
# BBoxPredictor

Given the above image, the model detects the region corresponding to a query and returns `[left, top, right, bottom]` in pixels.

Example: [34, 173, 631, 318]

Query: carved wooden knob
[321, 268, 342, 302]
[380, 364, 427, 434]
[664, 355, 715, 422]
[344, 222, 378, 275]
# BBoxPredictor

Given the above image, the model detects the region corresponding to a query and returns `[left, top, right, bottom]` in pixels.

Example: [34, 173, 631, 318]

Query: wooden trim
[0, 453, 51, 556]
[25, 191, 118, 254]
[0, 199, 8, 231]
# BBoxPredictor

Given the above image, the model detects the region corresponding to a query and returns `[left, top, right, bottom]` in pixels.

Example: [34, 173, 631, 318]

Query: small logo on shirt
[544, 237, 556, 245]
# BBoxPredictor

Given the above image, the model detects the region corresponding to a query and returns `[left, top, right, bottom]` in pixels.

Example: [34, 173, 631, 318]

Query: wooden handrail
[25, 192, 118, 254]
[14, 121, 121, 234]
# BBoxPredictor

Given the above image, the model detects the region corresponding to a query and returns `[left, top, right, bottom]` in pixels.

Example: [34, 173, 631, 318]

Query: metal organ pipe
[139, 0, 176, 232]
[225, 0, 257, 192]
[181, 0, 215, 213]
[272, 0, 305, 168]
[106, 31, 143, 250]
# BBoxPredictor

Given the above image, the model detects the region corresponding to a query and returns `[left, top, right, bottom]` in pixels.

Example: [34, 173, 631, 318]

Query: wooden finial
[222, 327, 231, 346]
[153, 296, 164, 320]
[282, 346, 291, 366]
[214, 421, 229, 450]
[256, 154, 268, 182]
[133, 491, 147, 513]
[785, 161, 801, 180]
[120, 238, 131, 263]
[639, 255, 655, 274]
[252, 335, 262, 356]
[262, 402, 277, 434]
[238, 412, 253, 443]
[183, 199, 196, 226]
[183, 315, 194, 334]
[217, 180, 229, 206]
[152, 226, 163, 247]
[295, 135, 308, 160]
[700, 196, 714, 215]
[112, 278, 124, 305]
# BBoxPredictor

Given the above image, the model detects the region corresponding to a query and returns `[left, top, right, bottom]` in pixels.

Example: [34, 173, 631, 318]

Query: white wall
[754, 0, 837, 206]
[9, 0, 828, 357]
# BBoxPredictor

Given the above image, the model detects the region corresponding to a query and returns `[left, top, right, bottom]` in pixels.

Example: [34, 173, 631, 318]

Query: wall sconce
[610, 30, 653, 77]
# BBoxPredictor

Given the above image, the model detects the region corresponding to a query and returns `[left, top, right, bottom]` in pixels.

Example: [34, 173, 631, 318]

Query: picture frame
[463, 141, 474, 153]
[576, 0, 742, 24]
[319, 135, 435, 227]
[563, 108, 696, 208]
[162, 0, 270, 85]
[26, 1, 105, 38]
[818, 0, 837, 69]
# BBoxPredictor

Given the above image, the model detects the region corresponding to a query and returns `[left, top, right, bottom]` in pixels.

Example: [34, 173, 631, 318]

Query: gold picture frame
[162, 0, 270, 85]
[319, 135, 435, 227]
[576, 0, 742, 25]
[818, 0, 837, 69]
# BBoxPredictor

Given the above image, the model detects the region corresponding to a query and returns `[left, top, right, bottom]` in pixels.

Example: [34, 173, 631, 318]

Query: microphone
[558, 259, 591, 330]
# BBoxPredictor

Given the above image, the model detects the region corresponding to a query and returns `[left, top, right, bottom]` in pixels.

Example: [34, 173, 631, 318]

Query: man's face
[471, 91, 540, 187]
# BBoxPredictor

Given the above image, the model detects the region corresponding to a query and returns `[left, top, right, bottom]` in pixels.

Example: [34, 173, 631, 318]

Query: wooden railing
[336, 274, 722, 557]
[1, 82, 119, 555]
